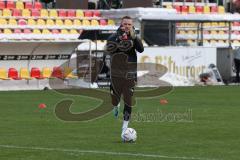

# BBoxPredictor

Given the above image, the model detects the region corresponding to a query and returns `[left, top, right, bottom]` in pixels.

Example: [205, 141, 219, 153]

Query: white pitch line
[0, 144, 218, 160]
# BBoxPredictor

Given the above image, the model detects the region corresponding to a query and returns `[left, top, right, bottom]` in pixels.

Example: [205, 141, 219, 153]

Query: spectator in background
[40, 0, 55, 8]
[234, 47, 240, 83]
[98, 0, 122, 9]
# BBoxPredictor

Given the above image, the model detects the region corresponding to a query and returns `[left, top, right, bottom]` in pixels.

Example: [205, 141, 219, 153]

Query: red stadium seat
[210, 6, 218, 14]
[8, 68, 21, 80]
[67, 10, 75, 17]
[173, 5, 181, 13]
[233, 21, 240, 26]
[181, 6, 188, 14]
[51, 67, 64, 79]
[30, 67, 44, 79]
[34, 2, 42, 9]
[84, 10, 93, 17]
[99, 19, 107, 26]
[196, 6, 203, 13]
[232, 31, 240, 35]
[12, 9, 21, 17]
[18, 19, 27, 25]
[6, 1, 15, 9]
[93, 10, 100, 17]
[14, 29, 22, 34]
[23, 28, 32, 34]
[0, 1, 5, 9]
[52, 29, 60, 34]
[31, 9, 40, 17]
[25, 2, 33, 9]
[58, 10, 67, 17]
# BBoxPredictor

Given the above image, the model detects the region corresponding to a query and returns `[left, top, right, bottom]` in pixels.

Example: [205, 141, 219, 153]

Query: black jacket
[106, 30, 144, 79]
[107, 31, 144, 62]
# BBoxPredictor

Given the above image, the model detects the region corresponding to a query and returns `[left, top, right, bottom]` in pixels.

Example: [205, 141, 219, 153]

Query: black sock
[123, 104, 132, 121]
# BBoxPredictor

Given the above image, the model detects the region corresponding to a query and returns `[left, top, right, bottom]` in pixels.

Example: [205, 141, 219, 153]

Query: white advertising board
[137, 47, 217, 86]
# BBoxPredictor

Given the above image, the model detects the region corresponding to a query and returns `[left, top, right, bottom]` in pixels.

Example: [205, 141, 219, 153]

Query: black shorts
[110, 77, 135, 106]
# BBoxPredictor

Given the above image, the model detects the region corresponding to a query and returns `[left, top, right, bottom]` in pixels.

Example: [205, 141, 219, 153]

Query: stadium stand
[0, 0, 116, 41]
[0, 66, 78, 80]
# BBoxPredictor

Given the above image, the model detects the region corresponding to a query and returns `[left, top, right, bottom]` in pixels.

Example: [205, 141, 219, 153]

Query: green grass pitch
[0, 86, 239, 160]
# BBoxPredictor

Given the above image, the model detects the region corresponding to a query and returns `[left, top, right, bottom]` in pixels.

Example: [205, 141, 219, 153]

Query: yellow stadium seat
[188, 6, 196, 14]
[187, 39, 196, 45]
[187, 30, 196, 34]
[61, 29, 69, 34]
[211, 22, 218, 26]
[203, 40, 209, 45]
[28, 18, 36, 25]
[37, 19, 46, 26]
[76, 10, 84, 17]
[70, 29, 78, 34]
[218, 6, 225, 14]
[42, 67, 52, 78]
[165, 5, 173, 9]
[49, 9, 58, 17]
[203, 22, 211, 27]
[218, 40, 225, 44]
[22, 9, 31, 17]
[42, 29, 50, 34]
[203, 6, 210, 14]
[179, 30, 186, 34]
[73, 19, 81, 26]
[218, 30, 225, 35]
[40, 9, 49, 17]
[20, 68, 32, 80]
[33, 29, 41, 34]
[188, 22, 197, 27]
[219, 22, 226, 27]
[64, 19, 73, 26]
[55, 19, 63, 26]
[16, 1, 24, 10]
[108, 19, 115, 25]
[210, 40, 217, 44]
[0, 18, 8, 25]
[82, 19, 90, 26]
[46, 19, 55, 26]
[3, 9, 11, 17]
[64, 67, 78, 79]
[4, 29, 12, 34]
[91, 19, 99, 26]
[210, 30, 218, 34]
[8, 19, 17, 25]
[233, 40, 240, 45]
[0, 68, 10, 80]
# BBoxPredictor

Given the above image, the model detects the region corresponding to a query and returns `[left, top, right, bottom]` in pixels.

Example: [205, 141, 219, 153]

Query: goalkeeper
[106, 16, 144, 137]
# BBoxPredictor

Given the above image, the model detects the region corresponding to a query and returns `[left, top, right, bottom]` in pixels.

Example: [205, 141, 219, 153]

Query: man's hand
[129, 27, 136, 40]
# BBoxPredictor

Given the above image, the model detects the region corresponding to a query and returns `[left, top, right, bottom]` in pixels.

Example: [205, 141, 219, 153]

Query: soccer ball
[121, 128, 137, 142]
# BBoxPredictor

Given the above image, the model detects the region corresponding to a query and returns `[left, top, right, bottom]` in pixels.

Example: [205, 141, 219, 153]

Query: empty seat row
[0, 67, 78, 80]
[0, 18, 114, 26]
[0, 8, 101, 17]
[0, 28, 80, 34]
[0, 1, 42, 10]
[177, 22, 228, 27]
[177, 30, 228, 34]
[169, 5, 225, 14]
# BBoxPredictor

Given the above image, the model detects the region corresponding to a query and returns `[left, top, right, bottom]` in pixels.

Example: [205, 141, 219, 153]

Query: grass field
[0, 86, 240, 160]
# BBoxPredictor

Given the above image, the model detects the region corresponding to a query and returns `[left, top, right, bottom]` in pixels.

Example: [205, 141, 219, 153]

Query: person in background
[234, 47, 240, 83]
